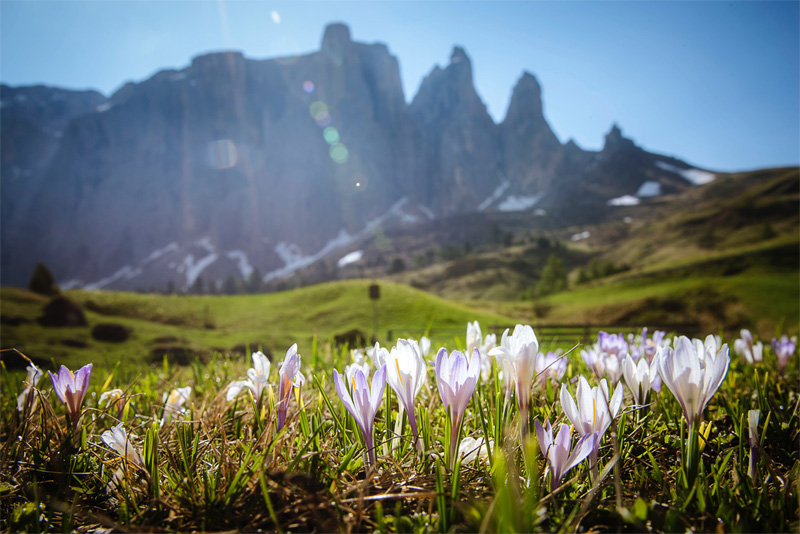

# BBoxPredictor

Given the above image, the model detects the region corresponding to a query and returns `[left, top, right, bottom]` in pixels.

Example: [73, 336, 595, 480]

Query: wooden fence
[386, 323, 702, 346]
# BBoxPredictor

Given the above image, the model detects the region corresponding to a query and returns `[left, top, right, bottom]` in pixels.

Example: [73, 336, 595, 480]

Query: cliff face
[1, 24, 708, 290]
[408, 47, 502, 214]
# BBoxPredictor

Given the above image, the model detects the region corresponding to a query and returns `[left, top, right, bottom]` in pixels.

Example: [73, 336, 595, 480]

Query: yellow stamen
[352, 376, 356, 391]
[395, 359, 403, 386]
[593, 398, 597, 425]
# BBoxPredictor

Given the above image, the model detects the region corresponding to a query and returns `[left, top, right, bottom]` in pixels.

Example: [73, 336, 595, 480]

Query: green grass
[1, 280, 518, 371]
[2, 323, 798, 532]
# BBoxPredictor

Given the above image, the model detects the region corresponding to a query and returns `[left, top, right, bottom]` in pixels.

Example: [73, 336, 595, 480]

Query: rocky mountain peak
[503, 71, 544, 123]
[410, 46, 482, 119]
[602, 123, 636, 153]
[321, 23, 352, 56]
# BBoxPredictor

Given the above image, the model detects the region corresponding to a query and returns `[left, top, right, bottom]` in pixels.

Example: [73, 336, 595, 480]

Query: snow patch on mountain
[225, 250, 254, 279]
[143, 242, 179, 264]
[337, 250, 363, 268]
[498, 194, 540, 212]
[655, 161, 715, 185]
[181, 253, 219, 288]
[636, 181, 662, 197]
[477, 181, 510, 211]
[85, 265, 135, 290]
[607, 195, 640, 206]
[264, 197, 409, 282]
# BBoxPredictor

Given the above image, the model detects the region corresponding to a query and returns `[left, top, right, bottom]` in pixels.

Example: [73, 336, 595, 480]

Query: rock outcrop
[0, 24, 710, 291]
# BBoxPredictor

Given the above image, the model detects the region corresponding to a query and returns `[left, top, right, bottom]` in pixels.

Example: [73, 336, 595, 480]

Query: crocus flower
[581, 346, 624, 385]
[333, 365, 387, 466]
[49, 363, 93, 427]
[345, 348, 370, 383]
[435, 348, 481, 465]
[597, 332, 629, 358]
[458, 436, 493, 464]
[479, 333, 498, 382]
[560, 376, 623, 462]
[657, 337, 729, 426]
[276, 344, 305, 432]
[161, 386, 191, 426]
[466, 321, 482, 356]
[534, 420, 599, 489]
[226, 351, 271, 403]
[99, 388, 125, 420]
[386, 338, 427, 452]
[747, 409, 760, 481]
[488, 325, 538, 412]
[419, 336, 432, 358]
[467, 321, 493, 381]
[369, 341, 390, 368]
[534, 351, 567, 388]
[772, 335, 796, 373]
[17, 363, 43, 412]
[734, 329, 763, 364]
[102, 424, 145, 471]
[623, 354, 658, 406]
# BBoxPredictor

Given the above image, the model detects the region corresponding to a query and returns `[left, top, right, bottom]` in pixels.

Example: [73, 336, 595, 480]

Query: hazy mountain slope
[2, 24, 714, 292]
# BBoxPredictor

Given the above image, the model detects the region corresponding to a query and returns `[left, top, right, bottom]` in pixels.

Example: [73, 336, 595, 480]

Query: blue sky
[2, 1, 798, 171]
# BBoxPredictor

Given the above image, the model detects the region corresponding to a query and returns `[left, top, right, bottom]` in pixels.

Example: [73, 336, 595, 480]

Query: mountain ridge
[1, 23, 715, 292]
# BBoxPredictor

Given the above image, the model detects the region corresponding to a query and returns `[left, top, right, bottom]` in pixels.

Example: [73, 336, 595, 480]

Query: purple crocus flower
[534, 420, 599, 489]
[49, 363, 93, 427]
[435, 348, 481, 465]
[276, 344, 305, 432]
[597, 331, 629, 358]
[333, 365, 387, 466]
[772, 335, 796, 373]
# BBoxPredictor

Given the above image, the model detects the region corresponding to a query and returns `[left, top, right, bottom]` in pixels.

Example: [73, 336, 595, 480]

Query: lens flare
[350, 173, 368, 190]
[207, 139, 238, 169]
[323, 127, 339, 145]
[303, 81, 315, 94]
[329, 143, 349, 164]
[270, 10, 281, 24]
[309, 101, 330, 127]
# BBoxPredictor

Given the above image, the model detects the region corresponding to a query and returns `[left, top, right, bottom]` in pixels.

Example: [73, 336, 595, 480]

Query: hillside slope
[0, 280, 516, 371]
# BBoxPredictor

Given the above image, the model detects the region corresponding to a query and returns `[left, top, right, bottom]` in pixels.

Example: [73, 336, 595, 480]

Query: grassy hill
[3, 167, 797, 372]
[398, 167, 800, 336]
[0, 280, 517, 372]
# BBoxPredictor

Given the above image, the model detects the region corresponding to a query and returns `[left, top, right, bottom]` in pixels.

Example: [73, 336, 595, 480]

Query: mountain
[1, 23, 714, 292]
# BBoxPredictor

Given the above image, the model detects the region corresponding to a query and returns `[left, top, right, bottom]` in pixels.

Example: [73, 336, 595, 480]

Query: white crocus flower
[479, 333, 497, 382]
[102, 424, 145, 471]
[466, 321, 482, 356]
[458, 436, 493, 464]
[657, 337, 729, 425]
[386, 338, 427, 451]
[747, 409, 760, 480]
[161, 386, 191, 426]
[560, 376, 623, 443]
[489, 325, 538, 411]
[17, 363, 43, 412]
[345, 348, 371, 383]
[623, 354, 658, 406]
[369, 341, 390, 369]
[419, 336, 431, 358]
[227, 351, 271, 403]
[99, 388, 124, 407]
[734, 329, 762, 364]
